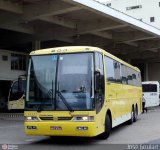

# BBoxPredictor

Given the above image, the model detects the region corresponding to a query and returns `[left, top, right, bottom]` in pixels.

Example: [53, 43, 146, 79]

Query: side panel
[102, 54, 142, 128]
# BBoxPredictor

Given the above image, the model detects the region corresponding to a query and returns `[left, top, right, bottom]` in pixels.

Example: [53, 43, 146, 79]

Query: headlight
[73, 116, 94, 122]
[25, 116, 39, 122]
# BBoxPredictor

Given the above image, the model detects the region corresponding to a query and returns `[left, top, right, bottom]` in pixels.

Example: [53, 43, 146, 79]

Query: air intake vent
[58, 117, 72, 121]
[40, 117, 53, 120]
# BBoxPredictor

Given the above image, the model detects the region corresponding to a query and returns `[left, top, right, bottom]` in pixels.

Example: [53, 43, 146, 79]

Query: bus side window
[137, 73, 142, 86]
[127, 67, 133, 85]
[121, 64, 128, 84]
[95, 52, 104, 113]
[114, 61, 121, 83]
[105, 56, 115, 82]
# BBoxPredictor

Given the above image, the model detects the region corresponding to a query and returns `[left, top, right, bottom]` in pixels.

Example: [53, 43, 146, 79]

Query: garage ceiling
[0, 0, 160, 61]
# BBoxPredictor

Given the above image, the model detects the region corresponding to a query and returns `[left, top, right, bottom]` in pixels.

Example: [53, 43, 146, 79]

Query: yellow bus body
[25, 46, 142, 137]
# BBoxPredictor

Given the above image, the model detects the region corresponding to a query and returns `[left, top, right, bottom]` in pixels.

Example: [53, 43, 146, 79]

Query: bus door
[94, 52, 105, 131]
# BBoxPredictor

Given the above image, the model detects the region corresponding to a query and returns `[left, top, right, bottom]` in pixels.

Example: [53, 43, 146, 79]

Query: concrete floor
[0, 107, 160, 150]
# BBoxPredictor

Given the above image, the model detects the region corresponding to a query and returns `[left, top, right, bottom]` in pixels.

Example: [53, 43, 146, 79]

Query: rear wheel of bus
[133, 105, 138, 122]
[128, 107, 134, 125]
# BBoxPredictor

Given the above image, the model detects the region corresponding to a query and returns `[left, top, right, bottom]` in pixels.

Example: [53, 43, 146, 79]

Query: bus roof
[142, 81, 159, 85]
[30, 46, 140, 72]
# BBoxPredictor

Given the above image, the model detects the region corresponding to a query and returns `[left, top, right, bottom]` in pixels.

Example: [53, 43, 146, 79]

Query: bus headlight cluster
[73, 116, 94, 122]
[25, 116, 39, 122]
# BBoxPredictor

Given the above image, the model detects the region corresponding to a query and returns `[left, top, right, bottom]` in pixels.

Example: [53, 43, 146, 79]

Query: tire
[0, 98, 6, 109]
[99, 114, 111, 139]
[133, 106, 138, 122]
[128, 107, 134, 125]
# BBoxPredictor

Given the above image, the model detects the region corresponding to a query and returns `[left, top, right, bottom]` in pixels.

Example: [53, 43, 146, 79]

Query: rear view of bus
[142, 81, 160, 107]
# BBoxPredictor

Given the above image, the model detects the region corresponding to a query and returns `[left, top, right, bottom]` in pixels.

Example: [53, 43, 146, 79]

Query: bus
[8, 76, 26, 111]
[142, 81, 160, 107]
[24, 46, 142, 139]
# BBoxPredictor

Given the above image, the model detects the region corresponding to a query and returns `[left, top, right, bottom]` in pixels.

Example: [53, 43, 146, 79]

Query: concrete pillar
[144, 62, 149, 81]
[32, 40, 41, 50]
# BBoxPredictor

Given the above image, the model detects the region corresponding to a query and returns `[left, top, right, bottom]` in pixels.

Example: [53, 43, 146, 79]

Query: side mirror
[95, 69, 104, 91]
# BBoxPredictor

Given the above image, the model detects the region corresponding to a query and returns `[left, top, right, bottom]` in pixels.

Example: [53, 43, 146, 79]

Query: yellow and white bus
[24, 46, 142, 139]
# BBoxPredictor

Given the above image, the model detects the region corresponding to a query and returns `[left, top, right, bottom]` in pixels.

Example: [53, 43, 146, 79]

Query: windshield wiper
[56, 91, 73, 112]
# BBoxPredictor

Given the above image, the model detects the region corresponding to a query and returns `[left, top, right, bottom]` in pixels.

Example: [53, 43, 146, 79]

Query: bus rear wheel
[133, 106, 138, 122]
[128, 107, 134, 125]
[99, 114, 111, 139]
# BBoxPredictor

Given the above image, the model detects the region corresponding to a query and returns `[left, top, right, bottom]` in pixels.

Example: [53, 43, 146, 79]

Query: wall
[105, 0, 160, 29]
[0, 49, 27, 81]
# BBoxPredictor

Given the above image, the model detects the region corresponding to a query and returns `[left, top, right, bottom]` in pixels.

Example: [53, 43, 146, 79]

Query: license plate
[50, 126, 62, 130]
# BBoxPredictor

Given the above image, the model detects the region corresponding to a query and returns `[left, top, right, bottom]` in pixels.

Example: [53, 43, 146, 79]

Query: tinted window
[127, 67, 133, 85]
[95, 52, 104, 113]
[121, 64, 128, 84]
[104, 56, 141, 86]
[12, 81, 18, 94]
[137, 72, 142, 86]
[95, 52, 104, 75]
[142, 84, 157, 92]
[11, 53, 26, 71]
[105, 57, 115, 82]
[132, 72, 137, 86]
[114, 61, 121, 83]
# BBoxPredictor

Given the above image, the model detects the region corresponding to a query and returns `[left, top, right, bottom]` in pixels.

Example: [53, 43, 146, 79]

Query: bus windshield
[142, 84, 157, 92]
[26, 53, 94, 111]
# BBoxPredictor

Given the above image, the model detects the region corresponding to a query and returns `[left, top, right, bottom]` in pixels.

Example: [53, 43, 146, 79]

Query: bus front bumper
[24, 121, 97, 137]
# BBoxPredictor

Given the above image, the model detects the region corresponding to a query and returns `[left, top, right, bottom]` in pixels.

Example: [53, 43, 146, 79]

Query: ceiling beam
[91, 31, 112, 39]
[113, 31, 156, 43]
[139, 41, 160, 50]
[24, 0, 82, 21]
[34, 26, 75, 43]
[78, 21, 127, 34]
[123, 41, 138, 47]
[39, 16, 76, 29]
[0, 0, 22, 14]
[0, 23, 34, 34]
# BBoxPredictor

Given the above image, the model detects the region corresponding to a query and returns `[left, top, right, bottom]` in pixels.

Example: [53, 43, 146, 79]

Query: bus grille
[39, 117, 53, 120]
[58, 117, 72, 121]
[39, 117, 72, 121]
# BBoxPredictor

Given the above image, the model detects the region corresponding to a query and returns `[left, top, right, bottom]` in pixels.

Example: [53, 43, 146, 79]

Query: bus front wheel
[99, 114, 111, 139]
